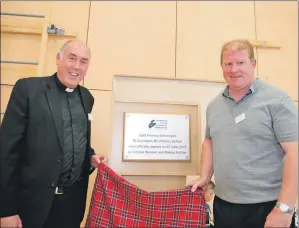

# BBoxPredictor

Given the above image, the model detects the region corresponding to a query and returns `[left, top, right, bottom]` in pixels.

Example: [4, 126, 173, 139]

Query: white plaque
[123, 113, 190, 161]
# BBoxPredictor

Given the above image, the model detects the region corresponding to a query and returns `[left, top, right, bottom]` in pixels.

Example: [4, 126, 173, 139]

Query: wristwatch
[275, 202, 294, 214]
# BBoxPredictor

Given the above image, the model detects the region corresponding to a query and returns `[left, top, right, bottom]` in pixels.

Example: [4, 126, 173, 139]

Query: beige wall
[85, 1, 176, 90]
[176, 1, 257, 82]
[255, 2, 298, 101]
[1, 1, 298, 225]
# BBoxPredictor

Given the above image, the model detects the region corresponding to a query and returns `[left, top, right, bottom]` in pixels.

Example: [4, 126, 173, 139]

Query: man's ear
[251, 59, 257, 68]
[56, 53, 61, 65]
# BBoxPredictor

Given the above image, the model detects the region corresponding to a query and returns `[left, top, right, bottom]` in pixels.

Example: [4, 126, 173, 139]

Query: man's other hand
[190, 177, 209, 192]
[91, 155, 108, 168]
[0, 215, 22, 228]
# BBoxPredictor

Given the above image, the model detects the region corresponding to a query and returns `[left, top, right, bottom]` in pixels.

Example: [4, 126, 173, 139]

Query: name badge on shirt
[88, 113, 93, 121]
[235, 113, 246, 124]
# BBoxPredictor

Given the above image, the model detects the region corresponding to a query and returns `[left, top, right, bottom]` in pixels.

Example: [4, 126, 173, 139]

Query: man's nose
[231, 64, 239, 72]
[73, 61, 80, 69]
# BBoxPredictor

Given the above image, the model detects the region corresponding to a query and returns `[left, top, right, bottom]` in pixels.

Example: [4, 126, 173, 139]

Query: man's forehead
[224, 49, 249, 56]
[65, 42, 90, 56]
[223, 51, 249, 60]
[68, 51, 90, 59]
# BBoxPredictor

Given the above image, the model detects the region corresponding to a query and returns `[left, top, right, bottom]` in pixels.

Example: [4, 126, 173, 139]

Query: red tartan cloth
[85, 163, 206, 228]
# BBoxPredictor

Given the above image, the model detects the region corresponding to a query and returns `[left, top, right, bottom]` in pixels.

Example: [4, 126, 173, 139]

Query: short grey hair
[59, 40, 74, 56]
[59, 40, 91, 58]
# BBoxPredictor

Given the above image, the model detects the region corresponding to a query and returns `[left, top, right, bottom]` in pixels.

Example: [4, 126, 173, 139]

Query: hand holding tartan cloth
[85, 163, 206, 228]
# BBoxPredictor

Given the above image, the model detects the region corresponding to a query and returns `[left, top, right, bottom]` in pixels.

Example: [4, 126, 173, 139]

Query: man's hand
[264, 207, 293, 227]
[91, 155, 108, 168]
[190, 176, 209, 192]
[0, 215, 22, 228]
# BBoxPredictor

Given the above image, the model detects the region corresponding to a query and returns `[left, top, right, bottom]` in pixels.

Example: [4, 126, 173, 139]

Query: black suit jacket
[0, 74, 95, 227]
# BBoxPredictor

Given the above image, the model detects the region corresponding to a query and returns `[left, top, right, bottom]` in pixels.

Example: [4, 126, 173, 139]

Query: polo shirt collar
[222, 78, 260, 98]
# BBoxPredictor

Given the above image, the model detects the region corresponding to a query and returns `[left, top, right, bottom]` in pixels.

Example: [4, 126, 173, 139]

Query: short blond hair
[220, 39, 255, 64]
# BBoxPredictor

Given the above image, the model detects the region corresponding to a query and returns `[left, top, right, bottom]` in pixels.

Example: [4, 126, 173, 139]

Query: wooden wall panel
[1, 1, 49, 14]
[1, 64, 38, 86]
[89, 90, 113, 160]
[82, 90, 113, 225]
[1, 2, 49, 85]
[85, 1, 176, 90]
[1, 11, 42, 84]
[1, 1, 90, 85]
[255, 1, 298, 100]
[176, 1, 256, 82]
[1, 85, 13, 115]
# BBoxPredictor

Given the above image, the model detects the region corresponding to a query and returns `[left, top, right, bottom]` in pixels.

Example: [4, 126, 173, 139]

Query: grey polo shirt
[206, 78, 298, 204]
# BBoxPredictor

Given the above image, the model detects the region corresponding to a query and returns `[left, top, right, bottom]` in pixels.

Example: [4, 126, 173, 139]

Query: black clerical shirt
[55, 76, 88, 187]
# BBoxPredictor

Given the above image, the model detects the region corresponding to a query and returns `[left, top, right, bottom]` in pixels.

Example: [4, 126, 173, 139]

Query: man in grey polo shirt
[191, 39, 298, 228]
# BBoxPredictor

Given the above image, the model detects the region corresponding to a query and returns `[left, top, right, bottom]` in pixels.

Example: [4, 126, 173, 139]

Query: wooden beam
[1, 25, 76, 38]
[36, 9, 51, 76]
[249, 40, 281, 49]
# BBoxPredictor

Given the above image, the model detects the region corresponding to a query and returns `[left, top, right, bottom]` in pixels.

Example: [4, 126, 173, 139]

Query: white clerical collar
[65, 88, 74, 92]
